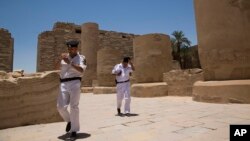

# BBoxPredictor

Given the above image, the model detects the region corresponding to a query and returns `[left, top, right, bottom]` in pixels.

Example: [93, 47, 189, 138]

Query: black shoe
[66, 122, 71, 132]
[70, 132, 77, 140]
[117, 108, 121, 115]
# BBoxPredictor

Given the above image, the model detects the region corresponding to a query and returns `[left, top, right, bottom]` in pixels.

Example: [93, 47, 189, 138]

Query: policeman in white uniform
[112, 57, 135, 116]
[57, 40, 86, 140]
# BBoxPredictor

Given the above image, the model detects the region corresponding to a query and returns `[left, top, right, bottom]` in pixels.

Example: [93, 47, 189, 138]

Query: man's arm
[71, 56, 87, 73]
[71, 63, 84, 73]
[55, 53, 68, 70]
[129, 60, 135, 71]
[112, 65, 121, 76]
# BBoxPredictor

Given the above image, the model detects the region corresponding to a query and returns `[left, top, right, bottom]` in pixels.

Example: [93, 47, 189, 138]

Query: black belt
[60, 77, 82, 83]
[115, 79, 130, 84]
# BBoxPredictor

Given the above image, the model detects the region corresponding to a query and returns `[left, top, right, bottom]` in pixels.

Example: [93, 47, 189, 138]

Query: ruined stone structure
[0, 71, 62, 129]
[93, 30, 135, 93]
[193, 0, 250, 103]
[97, 48, 121, 87]
[194, 0, 250, 81]
[37, 22, 81, 72]
[182, 45, 201, 69]
[131, 34, 172, 97]
[37, 22, 135, 88]
[0, 28, 14, 72]
[164, 69, 203, 96]
[81, 23, 99, 86]
[133, 34, 172, 83]
[131, 82, 168, 97]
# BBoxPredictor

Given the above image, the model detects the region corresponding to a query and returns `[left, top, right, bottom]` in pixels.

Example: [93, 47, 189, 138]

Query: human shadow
[126, 113, 139, 117]
[58, 132, 91, 141]
[115, 113, 139, 117]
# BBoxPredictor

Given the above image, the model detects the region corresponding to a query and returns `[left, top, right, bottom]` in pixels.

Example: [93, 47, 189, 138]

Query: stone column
[193, 0, 250, 103]
[194, 0, 250, 81]
[81, 23, 99, 86]
[0, 28, 14, 72]
[133, 34, 172, 83]
[97, 47, 122, 87]
[131, 34, 172, 97]
[36, 31, 55, 72]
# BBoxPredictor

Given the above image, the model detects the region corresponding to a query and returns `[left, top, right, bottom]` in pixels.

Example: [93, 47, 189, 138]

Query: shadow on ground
[116, 113, 139, 117]
[58, 132, 91, 141]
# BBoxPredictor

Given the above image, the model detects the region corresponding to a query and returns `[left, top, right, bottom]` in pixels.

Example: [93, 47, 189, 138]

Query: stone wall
[163, 69, 203, 96]
[37, 22, 135, 87]
[182, 45, 201, 69]
[97, 48, 121, 87]
[0, 71, 62, 129]
[0, 28, 14, 72]
[99, 30, 135, 58]
[96, 31, 135, 87]
[37, 22, 81, 72]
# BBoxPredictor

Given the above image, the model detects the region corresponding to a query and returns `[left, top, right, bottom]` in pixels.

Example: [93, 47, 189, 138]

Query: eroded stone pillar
[0, 28, 14, 72]
[81, 23, 99, 86]
[97, 47, 122, 87]
[37, 31, 55, 72]
[133, 34, 172, 83]
[193, 0, 250, 103]
[131, 33, 172, 97]
[194, 0, 250, 81]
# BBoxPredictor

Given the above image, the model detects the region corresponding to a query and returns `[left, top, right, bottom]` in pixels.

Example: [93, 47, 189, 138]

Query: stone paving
[1, 93, 250, 141]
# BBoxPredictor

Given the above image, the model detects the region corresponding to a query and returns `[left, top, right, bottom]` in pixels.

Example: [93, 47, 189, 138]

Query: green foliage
[171, 30, 192, 69]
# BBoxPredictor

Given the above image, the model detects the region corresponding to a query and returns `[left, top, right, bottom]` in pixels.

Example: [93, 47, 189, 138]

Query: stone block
[81, 87, 93, 93]
[193, 80, 250, 103]
[0, 71, 62, 129]
[93, 87, 116, 94]
[164, 69, 203, 96]
[131, 82, 168, 97]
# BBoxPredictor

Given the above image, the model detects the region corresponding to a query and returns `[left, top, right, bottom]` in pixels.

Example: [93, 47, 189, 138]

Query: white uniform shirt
[60, 53, 87, 79]
[112, 63, 133, 82]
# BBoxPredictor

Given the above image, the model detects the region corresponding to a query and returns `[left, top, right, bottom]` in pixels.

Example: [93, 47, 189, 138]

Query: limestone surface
[131, 82, 168, 97]
[133, 34, 172, 83]
[193, 80, 250, 104]
[0, 28, 14, 72]
[0, 71, 62, 129]
[97, 48, 121, 87]
[164, 69, 203, 96]
[194, 0, 250, 80]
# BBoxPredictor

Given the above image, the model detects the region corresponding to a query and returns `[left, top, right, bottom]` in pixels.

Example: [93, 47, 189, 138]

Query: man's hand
[129, 59, 135, 71]
[61, 53, 70, 64]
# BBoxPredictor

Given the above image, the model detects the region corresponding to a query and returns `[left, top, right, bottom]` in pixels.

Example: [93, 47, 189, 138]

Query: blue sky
[0, 0, 197, 73]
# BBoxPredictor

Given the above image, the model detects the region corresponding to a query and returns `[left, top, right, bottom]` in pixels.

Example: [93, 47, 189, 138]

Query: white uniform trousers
[116, 82, 131, 113]
[57, 80, 81, 132]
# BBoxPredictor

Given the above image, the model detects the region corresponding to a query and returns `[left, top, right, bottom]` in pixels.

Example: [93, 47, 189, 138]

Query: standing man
[112, 57, 135, 116]
[57, 40, 87, 140]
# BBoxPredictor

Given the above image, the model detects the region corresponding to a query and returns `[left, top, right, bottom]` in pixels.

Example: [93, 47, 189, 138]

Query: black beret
[66, 40, 79, 47]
